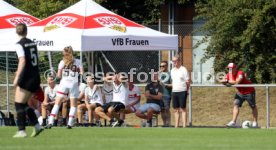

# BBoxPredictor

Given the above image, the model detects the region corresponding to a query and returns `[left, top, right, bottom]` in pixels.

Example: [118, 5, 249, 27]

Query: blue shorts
[161, 95, 171, 110]
[234, 92, 256, 108]
[138, 103, 161, 113]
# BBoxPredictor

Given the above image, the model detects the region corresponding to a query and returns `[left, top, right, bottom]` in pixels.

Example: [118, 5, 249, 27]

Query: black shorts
[234, 92, 256, 108]
[91, 103, 102, 107]
[172, 91, 188, 109]
[101, 102, 125, 113]
[18, 75, 40, 93]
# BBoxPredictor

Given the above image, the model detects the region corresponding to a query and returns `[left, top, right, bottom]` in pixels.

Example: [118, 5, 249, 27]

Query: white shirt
[44, 85, 58, 101]
[79, 83, 87, 101]
[128, 85, 140, 108]
[58, 59, 83, 88]
[102, 82, 113, 103]
[79, 83, 87, 93]
[171, 66, 189, 92]
[85, 85, 103, 105]
[113, 82, 128, 106]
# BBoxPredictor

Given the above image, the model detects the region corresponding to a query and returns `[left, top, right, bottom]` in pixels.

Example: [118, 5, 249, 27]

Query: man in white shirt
[170, 55, 190, 128]
[95, 73, 128, 127]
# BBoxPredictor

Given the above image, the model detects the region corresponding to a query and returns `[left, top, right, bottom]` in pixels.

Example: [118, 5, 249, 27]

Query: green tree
[8, 0, 79, 19]
[195, 0, 276, 83]
[6, 0, 195, 24]
[97, 0, 195, 24]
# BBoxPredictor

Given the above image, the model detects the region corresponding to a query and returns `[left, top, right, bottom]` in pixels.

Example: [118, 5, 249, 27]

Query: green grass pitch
[0, 127, 276, 150]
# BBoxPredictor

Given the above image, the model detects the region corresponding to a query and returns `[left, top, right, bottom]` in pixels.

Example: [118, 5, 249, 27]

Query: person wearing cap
[222, 63, 258, 128]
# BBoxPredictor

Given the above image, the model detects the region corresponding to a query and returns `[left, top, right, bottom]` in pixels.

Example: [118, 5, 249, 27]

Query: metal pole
[171, 0, 175, 36]
[168, 0, 171, 35]
[200, 62, 202, 84]
[6, 52, 10, 118]
[100, 51, 116, 72]
[188, 86, 192, 127]
[158, 19, 162, 66]
[168, 0, 173, 70]
[47, 51, 53, 69]
[80, 51, 83, 67]
[266, 86, 270, 128]
[91, 52, 94, 73]
[172, 0, 176, 58]
[80, 51, 83, 81]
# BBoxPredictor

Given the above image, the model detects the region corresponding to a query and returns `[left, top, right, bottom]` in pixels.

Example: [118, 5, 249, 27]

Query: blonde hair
[63, 46, 74, 66]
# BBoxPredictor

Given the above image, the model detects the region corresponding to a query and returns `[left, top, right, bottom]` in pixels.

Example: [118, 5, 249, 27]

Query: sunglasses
[160, 65, 166, 67]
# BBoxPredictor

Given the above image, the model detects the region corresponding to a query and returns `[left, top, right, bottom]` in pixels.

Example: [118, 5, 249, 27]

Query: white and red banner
[0, 0, 40, 50]
[0, 0, 177, 51]
[0, 0, 39, 29]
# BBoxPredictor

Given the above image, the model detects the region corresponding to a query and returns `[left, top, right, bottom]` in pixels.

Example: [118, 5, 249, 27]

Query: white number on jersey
[30, 48, 38, 66]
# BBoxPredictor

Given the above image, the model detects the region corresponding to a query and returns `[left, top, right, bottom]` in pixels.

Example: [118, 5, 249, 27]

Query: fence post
[188, 86, 192, 127]
[5, 52, 10, 118]
[266, 85, 270, 128]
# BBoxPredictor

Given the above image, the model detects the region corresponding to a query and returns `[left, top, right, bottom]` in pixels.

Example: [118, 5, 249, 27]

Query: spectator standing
[159, 61, 172, 127]
[170, 55, 190, 128]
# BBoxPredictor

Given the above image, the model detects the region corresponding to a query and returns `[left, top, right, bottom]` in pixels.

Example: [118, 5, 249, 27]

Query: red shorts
[33, 87, 44, 102]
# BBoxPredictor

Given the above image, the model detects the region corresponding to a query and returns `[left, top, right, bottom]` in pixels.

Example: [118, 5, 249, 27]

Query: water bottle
[152, 117, 156, 127]
[141, 120, 146, 127]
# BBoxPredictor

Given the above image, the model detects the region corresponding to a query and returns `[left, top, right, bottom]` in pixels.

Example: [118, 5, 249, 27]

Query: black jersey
[17, 37, 41, 92]
[145, 81, 163, 105]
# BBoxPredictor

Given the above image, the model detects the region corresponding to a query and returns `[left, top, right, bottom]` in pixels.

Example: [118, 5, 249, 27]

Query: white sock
[34, 109, 41, 118]
[48, 104, 60, 125]
[67, 107, 76, 126]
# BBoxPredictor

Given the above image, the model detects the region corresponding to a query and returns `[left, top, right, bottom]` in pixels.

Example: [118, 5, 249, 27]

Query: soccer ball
[242, 120, 252, 129]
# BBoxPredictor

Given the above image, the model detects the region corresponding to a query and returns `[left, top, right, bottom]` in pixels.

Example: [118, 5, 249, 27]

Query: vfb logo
[95, 16, 126, 33]
[112, 38, 124, 46]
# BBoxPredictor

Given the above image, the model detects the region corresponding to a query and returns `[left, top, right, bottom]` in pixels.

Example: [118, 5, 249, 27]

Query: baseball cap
[227, 63, 237, 68]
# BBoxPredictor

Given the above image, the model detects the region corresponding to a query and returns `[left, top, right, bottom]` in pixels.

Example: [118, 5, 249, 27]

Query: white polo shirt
[102, 82, 113, 103]
[113, 82, 128, 106]
[171, 66, 189, 92]
[85, 85, 103, 105]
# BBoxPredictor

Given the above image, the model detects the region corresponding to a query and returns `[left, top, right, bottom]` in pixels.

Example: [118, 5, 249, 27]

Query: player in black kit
[13, 23, 44, 138]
